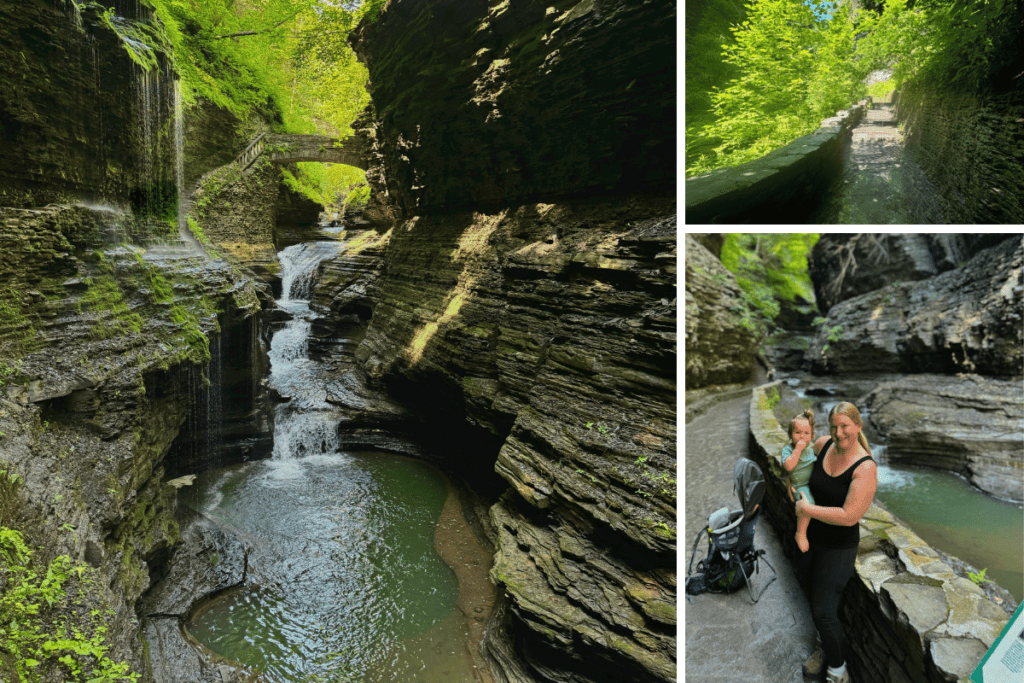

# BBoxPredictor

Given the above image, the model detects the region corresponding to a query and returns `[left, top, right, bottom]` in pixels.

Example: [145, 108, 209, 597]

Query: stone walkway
[685, 393, 817, 683]
[814, 93, 946, 223]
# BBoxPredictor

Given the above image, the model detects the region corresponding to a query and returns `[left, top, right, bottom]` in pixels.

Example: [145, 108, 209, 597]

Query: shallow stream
[874, 456, 1023, 603]
[182, 234, 480, 681]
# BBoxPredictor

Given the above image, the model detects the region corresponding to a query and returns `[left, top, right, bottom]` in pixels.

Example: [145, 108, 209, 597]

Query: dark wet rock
[864, 374, 1024, 502]
[274, 176, 327, 250]
[0, 203, 270, 679]
[490, 493, 676, 683]
[182, 101, 250, 191]
[141, 514, 253, 683]
[685, 234, 759, 388]
[762, 334, 813, 372]
[810, 233, 1019, 313]
[810, 233, 940, 313]
[141, 513, 247, 617]
[349, 0, 676, 226]
[809, 236, 1023, 377]
[689, 233, 725, 259]
[309, 229, 382, 330]
[0, 1, 177, 210]
[189, 160, 282, 288]
[143, 619, 254, 683]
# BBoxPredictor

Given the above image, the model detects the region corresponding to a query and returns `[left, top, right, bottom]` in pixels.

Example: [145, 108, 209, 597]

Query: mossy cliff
[0, 2, 272, 677]
[0, 0, 178, 216]
[332, 3, 678, 681]
[0, 204, 269, 680]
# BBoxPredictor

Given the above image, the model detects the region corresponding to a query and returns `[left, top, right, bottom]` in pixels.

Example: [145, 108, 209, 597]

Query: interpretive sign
[971, 603, 1024, 683]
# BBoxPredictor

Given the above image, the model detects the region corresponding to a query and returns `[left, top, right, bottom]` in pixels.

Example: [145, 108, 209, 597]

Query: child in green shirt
[782, 409, 817, 553]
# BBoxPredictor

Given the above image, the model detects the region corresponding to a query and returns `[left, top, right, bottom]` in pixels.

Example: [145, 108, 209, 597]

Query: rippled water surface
[875, 461, 1023, 603]
[186, 454, 462, 681]
[186, 237, 475, 681]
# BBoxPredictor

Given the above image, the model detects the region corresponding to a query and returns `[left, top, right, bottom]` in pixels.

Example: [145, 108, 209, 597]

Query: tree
[720, 233, 820, 335]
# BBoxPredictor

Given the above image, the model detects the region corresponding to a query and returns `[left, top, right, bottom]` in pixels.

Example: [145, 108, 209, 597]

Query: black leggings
[795, 544, 859, 668]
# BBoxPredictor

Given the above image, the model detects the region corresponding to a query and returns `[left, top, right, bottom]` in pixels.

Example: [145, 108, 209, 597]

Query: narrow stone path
[815, 93, 946, 223]
[685, 393, 817, 683]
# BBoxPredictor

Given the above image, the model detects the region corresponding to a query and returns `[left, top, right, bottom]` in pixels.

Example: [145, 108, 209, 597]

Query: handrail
[233, 132, 267, 171]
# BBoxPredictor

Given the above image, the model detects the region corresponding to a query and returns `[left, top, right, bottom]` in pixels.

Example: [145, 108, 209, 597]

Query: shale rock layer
[0, 204, 268, 681]
[350, 0, 676, 220]
[0, 0, 178, 213]
[684, 234, 759, 388]
[331, 196, 678, 683]
[809, 236, 1023, 377]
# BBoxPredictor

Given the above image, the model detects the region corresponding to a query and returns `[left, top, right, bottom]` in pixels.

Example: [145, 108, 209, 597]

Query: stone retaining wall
[685, 100, 870, 224]
[749, 383, 1011, 683]
[898, 85, 1024, 223]
[189, 159, 281, 287]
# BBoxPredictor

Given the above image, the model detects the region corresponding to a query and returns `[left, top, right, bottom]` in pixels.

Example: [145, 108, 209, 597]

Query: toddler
[782, 409, 816, 553]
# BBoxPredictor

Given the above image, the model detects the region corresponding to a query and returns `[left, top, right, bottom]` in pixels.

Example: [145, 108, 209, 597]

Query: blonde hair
[787, 409, 815, 446]
[829, 402, 871, 454]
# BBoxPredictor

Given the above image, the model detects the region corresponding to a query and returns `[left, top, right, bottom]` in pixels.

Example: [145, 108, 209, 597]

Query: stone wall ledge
[749, 382, 1012, 683]
[685, 99, 870, 224]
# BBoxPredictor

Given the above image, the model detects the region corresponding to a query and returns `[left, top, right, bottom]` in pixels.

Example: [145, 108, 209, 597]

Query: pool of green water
[184, 452, 472, 682]
[875, 461, 1023, 603]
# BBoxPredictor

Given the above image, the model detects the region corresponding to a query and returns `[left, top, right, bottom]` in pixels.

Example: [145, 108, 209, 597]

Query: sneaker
[826, 669, 850, 683]
[802, 647, 825, 677]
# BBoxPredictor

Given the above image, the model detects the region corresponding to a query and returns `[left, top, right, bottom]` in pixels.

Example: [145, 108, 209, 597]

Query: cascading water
[269, 240, 346, 460]
[183, 236, 478, 682]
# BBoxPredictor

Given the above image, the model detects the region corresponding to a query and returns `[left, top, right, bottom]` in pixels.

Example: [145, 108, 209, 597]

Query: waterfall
[278, 242, 340, 303]
[174, 77, 186, 234]
[269, 240, 346, 460]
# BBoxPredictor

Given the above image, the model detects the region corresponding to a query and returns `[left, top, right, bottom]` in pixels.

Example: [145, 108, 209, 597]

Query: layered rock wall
[750, 384, 1013, 683]
[350, 0, 676, 222]
[189, 159, 284, 288]
[810, 233, 1016, 313]
[808, 236, 1023, 377]
[805, 235, 1023, 502]
[346, 198, 677, 683]
[0, 204, 268, 681]
[898, 84, 1024, 223]
[864, 376, 1024, 502]
[684, 234, 759, 388]
[0, 0, 178, 215]
[332, 3, 679, 681]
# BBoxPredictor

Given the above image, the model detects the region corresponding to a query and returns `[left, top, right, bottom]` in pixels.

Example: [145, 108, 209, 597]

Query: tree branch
[211, 9, 303, 40]
[212, 30, 260, 39]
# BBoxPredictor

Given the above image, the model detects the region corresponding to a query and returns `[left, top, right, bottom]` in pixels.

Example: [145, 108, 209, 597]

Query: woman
[792, 402, 877, 683]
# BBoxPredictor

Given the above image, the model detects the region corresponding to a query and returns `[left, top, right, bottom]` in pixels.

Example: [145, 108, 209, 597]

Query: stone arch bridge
[235, 133, 367, 171]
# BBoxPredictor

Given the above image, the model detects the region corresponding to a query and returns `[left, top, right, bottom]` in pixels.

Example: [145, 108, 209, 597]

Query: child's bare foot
[796, 533, 810, 553]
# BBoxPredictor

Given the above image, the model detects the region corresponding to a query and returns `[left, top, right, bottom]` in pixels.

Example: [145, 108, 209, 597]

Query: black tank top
[807, 438, 874, 549]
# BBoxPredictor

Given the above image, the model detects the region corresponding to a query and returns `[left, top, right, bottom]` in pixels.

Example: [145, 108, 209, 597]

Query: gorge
[685, 233, 1022, 683]
[0, 1, 676, 682]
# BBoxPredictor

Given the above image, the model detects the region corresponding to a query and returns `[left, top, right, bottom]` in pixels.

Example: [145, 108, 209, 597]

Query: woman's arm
[797, 460, 877, 527]
[813, 435, 830, 452]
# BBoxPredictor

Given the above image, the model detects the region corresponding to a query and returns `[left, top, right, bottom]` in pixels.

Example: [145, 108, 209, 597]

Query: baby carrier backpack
[685, 458, 777, 603]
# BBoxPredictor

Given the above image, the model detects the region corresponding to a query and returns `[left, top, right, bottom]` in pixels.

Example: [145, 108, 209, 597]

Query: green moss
[80, 256, 145, 340]
[0, 288, 42, 361]
[642, 599, 676, 623]
[280, 167, 325, 205]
